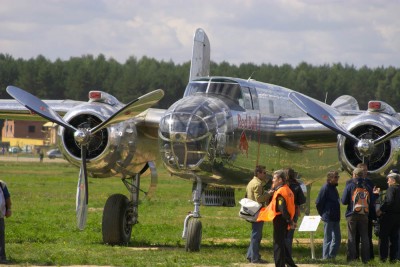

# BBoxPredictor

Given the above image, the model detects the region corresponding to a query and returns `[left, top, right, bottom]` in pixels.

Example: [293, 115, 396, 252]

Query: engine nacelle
[338, 112, 400, 186]
[58, 102, 138, 178]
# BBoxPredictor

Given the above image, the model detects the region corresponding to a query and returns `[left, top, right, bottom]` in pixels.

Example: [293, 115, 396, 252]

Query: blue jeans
[322, 220, 341, 259]
[246, 221, 264, 262]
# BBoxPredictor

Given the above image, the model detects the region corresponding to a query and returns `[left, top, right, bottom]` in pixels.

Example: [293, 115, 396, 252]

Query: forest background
[1, 53, 400, 111]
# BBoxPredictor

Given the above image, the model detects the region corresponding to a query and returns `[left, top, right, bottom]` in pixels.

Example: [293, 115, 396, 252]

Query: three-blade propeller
[6, 85, 164, 230]
[289, 91, 400, 163]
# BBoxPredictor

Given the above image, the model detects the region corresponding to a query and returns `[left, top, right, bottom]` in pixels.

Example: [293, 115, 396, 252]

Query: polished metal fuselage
[157, 76, 400, 188]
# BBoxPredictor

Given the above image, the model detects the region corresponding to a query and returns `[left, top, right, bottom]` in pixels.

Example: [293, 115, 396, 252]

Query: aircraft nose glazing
[159, 112, 211, 170]
[158, 95, 232, 171]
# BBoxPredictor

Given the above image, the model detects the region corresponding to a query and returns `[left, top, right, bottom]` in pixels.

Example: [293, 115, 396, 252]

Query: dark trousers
[379, 214, 400, 262]
[0, 218, 5, 260]
[355, 218, 374, 259]
[273, 215, 297, 267]
[285, 228, 295, 255]
[397, 227, 400, 260]
[346, 214, 369, 263]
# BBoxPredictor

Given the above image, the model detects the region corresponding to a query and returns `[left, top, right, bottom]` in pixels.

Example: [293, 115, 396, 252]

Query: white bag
[238, 198, 262, 222]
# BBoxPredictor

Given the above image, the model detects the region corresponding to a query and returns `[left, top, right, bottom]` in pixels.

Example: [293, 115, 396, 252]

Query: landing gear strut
[182, 173, 203, 252]
[102, 162, 157, 245]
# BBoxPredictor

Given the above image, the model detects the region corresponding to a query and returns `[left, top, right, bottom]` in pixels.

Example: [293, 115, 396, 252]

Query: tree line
[1, 53, 400, 110]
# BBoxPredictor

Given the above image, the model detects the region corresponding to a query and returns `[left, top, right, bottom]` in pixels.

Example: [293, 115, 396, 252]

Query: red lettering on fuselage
[237, 114, 259, 131]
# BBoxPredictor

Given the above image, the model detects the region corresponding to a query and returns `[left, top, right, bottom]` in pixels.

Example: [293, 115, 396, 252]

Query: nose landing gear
[182, 173, 203, 252]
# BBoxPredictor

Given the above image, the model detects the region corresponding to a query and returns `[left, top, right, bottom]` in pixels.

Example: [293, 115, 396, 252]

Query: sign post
[298, 215, 321, 259]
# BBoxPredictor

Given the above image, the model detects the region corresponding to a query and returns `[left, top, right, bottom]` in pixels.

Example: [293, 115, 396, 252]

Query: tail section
[189, 28, 210, 81]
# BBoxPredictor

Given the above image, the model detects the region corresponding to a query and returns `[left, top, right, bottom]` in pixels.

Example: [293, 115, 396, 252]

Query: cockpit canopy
[183, 78, 259, 111]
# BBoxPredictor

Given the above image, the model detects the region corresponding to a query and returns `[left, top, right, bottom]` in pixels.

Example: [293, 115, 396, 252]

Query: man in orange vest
[257, 170, 297, 267]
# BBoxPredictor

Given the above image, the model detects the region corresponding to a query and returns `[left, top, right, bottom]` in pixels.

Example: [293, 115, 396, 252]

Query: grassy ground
[0, 159, 393, 266]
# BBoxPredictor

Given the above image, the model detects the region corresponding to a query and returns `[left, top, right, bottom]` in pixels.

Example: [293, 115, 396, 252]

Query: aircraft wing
[0, 99, 84, 121]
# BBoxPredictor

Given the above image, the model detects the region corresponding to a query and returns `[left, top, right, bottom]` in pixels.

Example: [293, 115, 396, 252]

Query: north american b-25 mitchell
[0, 28, 399, 251]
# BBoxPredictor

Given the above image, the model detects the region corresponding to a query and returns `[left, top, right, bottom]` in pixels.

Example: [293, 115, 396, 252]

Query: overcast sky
[1, 0, 400, 69]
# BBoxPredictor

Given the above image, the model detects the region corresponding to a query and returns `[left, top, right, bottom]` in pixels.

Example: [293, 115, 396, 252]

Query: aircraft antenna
[247, 71, 257, 81]
[324, 92, 328, 103]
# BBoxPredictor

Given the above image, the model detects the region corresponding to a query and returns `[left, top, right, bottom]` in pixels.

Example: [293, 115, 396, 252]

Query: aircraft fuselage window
[249, 87, 259, 110]
[242, 89, 252, 109]
[269, 100, 274, 114]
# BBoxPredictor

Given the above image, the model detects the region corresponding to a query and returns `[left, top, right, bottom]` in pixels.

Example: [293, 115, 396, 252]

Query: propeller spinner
[6, 85, 164, 229]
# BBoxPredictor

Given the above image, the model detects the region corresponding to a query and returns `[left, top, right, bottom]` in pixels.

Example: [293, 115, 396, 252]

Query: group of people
[316, 163, 400, 263]
[245, 165, 305, 266]
[245, 163, 400, 265]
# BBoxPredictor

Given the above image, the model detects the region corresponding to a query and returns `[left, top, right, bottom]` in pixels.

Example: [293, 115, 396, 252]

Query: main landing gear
[102, 162, 157, 245]
[182, 173, 203, 252]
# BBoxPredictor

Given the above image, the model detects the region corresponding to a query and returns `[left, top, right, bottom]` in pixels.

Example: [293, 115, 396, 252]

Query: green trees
[0, 53, 399, 109]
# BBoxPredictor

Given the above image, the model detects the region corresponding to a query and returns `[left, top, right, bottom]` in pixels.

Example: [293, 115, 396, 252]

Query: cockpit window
[183, 80, 242, 105]
[183, 82, 208, 97]
[241, 87, 253, 109]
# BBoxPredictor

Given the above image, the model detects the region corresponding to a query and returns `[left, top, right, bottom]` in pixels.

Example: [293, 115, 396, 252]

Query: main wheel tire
[102, 194, 132, 245]
[185, 218, 202, 252]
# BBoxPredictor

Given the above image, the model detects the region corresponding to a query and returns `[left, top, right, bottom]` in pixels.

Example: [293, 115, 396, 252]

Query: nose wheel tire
[185, 218, 202, 252]
[102, 194, 133, 245]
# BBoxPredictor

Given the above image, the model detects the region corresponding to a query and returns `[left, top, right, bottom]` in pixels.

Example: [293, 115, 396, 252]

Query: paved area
[0, 155, 67, 163]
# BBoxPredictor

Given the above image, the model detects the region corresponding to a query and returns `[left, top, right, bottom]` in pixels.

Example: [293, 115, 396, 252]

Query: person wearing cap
[390, 169, 400, 261]
[354, 163, 377, 260]
[341, 167, 372, 263]
[376, 173, 400, 262]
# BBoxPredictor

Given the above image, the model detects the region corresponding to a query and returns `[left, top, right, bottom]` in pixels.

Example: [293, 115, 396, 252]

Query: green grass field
[0, 159, 393, 266]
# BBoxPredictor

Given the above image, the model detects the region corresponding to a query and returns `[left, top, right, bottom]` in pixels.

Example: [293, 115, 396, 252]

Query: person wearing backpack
[341, 167, 372, 263]
[0, 180, 12, 264]
[347, 163, 377, 260]
[376, 172, 400, 262]
[315, 171, 341, 259]
[284, 168, 306, 255]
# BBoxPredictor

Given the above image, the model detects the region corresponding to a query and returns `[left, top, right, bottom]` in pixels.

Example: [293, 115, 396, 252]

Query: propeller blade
[289, 92, 359, 143]
[91, 89, 164, 134]
[6, 86, 77, 132]
[374, 125, 400, 146]
[76, 145, 88, 230]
